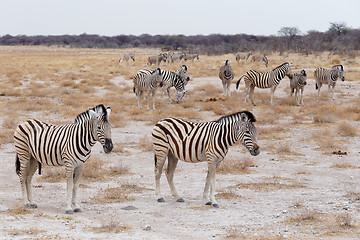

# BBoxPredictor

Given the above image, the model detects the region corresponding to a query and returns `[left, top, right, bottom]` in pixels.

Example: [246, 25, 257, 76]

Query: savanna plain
[0, 46, 360, 239]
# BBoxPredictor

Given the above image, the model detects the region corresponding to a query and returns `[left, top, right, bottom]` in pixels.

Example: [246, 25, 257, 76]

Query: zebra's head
[282, 62, 292, 77]
[151, 68, 163, 86]
[89, 105, 113, 154]
[176, 90, 187, 103]
[236, 111, 260, 156]
[178, 65, 190, 84]
[333, 65, 345, 81]
[299, 69, 307, 86]
[130, 53, 135, 61]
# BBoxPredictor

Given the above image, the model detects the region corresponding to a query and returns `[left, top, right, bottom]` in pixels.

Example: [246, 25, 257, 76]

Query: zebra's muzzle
[103, 138, 113, 153]
[250, 143, 260, 156]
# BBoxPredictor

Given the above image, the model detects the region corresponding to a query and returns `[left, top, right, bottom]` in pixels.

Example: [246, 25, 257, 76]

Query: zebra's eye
[97, 126, 102, 130]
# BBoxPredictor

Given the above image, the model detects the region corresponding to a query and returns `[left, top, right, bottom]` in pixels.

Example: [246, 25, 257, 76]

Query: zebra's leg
[72, 164, 85, 212]
[167, 88, 173, 104]
[227, 81, 231, 96]
[146, 91, 151, 111]
[204, 160, 219, 208]
[155, 152, 167, 202]
[136, 91, 142, 109]
[249, 85, 256, 106]
[17, 154, 31, 208]
[300, 88, 304, 106]
[243, 84, 249, 103]
[151, 90, 156, 110]
[222, 81, 226, 97]
[295, 89, 300, 106]
[65, 166, 75, 214]
[165, 151, 182, 202]
[330, 85, 335, 100]
[317, 82, 322, 98]
[25, 157, 38, 208]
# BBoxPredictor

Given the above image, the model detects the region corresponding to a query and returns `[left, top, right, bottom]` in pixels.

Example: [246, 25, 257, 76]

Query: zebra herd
[13, 53, 346, 214]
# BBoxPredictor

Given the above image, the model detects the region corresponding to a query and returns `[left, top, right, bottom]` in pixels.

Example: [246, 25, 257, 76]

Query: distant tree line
[1, 22, 359, 56]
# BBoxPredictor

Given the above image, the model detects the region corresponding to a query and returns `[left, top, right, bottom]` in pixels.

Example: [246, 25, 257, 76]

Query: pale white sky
[1, 0, 359, 36]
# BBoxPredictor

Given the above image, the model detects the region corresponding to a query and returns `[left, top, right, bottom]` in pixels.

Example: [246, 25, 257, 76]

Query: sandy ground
[1, 74, 360, 240]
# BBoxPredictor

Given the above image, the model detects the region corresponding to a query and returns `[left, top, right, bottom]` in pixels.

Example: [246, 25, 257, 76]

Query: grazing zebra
[133, 68, 163, 110]
[184, 53, 199, 62]
[236, 62, 292, 106]
[152, 111, 259, 208]
[235, 51, 252, 63]
[141, 65, 189, 104]
[147, 53, 167, 67]
[171, 52, 186, 63]
[219, 60, 234, 96]
[250, 54, 268, 67]
[314, 65, 345, 100]
[119, 53, 135, 64]
[289, 69, 307, 106]
[14, 105, 113, 214]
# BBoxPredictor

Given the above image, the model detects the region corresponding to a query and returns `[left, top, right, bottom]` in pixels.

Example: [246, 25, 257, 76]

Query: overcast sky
[1, 0, 359, 36]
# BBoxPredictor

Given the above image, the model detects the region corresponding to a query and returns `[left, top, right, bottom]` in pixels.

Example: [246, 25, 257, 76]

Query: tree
[328, 22, 349, 35]
[278, 27, 301, 37]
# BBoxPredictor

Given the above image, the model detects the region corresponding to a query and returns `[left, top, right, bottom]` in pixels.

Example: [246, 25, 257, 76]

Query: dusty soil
[1, 59, 360, 239]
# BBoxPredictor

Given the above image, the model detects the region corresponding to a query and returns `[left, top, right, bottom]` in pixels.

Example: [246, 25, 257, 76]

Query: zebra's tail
[38, 162, 42, 175]
[133, 87, 136, 93]
[236, 75, 245, 89]
[315, 83, 318, 90]
[15, 154, 20, 175]
[154, 154, 158, 167]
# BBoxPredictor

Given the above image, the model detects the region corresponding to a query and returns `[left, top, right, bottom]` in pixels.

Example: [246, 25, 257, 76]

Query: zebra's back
[14, 119, 73, 166]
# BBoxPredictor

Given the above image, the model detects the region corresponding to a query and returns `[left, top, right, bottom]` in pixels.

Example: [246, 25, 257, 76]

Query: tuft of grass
[217, 158, 255, 174]
[91, 216, 132, 233]
[337, 122, 357, 137]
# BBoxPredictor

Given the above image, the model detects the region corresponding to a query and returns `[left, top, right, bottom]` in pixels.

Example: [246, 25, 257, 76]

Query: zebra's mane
[272, 62, 289, 71]
[74, 104, 107, 124]
[333, 65, 344, 71]
[215, 111, 256, 123]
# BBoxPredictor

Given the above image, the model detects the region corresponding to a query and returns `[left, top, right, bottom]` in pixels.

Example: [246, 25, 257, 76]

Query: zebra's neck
[74, 111, 98, 149]
[271, 66, 288, 85]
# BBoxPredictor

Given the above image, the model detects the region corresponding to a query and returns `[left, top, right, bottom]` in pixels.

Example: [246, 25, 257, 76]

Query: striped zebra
[133, 68, 163, 110]
[119, 53, 135, 65]
[250, 54, 268, 67]
[236, 62, 292, 106]
[152, 111, 260, 208]
[139, 66, 189, 104]
[314, 65, 345, 100]
[235, 51, 252, 63]
[219, 60, 234, 96]
[13, 105, 113, 214]
[289, 69, 307, 106]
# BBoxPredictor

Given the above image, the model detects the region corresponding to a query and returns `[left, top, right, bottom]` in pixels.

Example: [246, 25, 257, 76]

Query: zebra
[13, 104, 113, 214]
[140, 65, 189, 104]
[171, 52, 186, 63]
[119, 53, 135, 64]
[133, 68, 163, 110]
[249, 54, 268, 67]
[184, 53, 199, 62]
[235, 51, 252, 63]
[289, 69, 307, 106]
[314, 65, 345, 100]
[147, 53, 167, 67]
[219, 60, 234, 96]
[236, 62, 292, 106]
[152, 111, 259, 208]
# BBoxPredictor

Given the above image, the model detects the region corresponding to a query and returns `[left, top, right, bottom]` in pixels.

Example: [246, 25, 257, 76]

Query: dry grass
[337, 122, 357, 137]
[217, 158, 255, 174]
[215, 190, 243, 200]
[90, 216, 132, 233]
[91, 183, 146, 204]
[233, 176, 306, 192]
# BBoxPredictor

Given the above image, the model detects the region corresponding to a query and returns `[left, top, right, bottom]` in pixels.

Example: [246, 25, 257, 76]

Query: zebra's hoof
[212, 203, 220, 208]
[65, 209, 74, 215]
[176, 198, 184, 202]
[205, 201, 212, 206]
[74, 208, 82, 213]
[157, 198, 165, 203]
[25, 203, 38, 209]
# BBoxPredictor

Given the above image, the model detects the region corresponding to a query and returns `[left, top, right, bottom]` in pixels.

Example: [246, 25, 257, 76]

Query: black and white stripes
[314, 65, 345, 100]
[219, 60, 234, 96]
[14, 104, 113, 214]
[152, 111, 259, 207]
[236, 62, 292, 106]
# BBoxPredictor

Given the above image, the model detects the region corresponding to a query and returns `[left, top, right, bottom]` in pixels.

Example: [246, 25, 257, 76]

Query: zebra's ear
[106, 107, 111, 118]
[89, 110, 99, 119]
